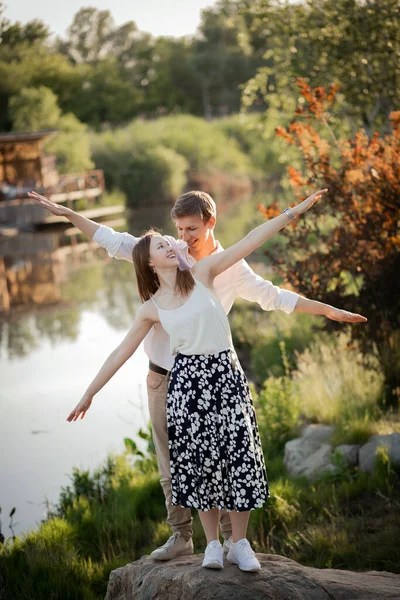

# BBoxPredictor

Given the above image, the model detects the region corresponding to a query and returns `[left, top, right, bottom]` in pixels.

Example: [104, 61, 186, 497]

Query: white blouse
[151, 279, 232, 358]
[93, 225, 300, 370]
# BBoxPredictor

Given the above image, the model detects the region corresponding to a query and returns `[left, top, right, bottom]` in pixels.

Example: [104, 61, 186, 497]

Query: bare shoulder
[137, 299, 159, 323]
[191, 257, 213, 287]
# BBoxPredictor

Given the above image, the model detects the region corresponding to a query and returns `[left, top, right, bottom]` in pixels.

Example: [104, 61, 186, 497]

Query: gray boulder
[335, 444, 361, 467]
[284, 424, 336, 478]
[105, 553, 400, 600]
[359, 433, 400, 472]
[301, 424, 336, 443]
[284, 437, 322, 476]
[301, 443, 335, 479]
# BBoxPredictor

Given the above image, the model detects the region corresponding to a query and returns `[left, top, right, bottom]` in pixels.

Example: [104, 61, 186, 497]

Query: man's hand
[325, 306, 367, 322]
[28, 191, 71, 217]
[67, 394, 93, 422]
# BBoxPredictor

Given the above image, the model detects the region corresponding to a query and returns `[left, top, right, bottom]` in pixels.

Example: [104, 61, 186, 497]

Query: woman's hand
[67, 395, 93, 422]
[28, 191, 71, 217]
[325, 306, 368, 323]
[292, 188, 328, 217]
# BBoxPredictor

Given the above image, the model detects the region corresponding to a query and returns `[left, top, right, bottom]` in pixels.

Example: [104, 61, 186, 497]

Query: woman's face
[149, 235, 179, 271]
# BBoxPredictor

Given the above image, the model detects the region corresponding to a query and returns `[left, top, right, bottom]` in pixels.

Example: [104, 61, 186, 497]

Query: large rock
[359, 433, 400, 472]
[105, 554, 400, 600]
[301, 443, 334, 479]
[284, 425, 336, 478]
[335, 444, 361, 467]
[284, 438, 322, 476]
[301, 424, 336, 443]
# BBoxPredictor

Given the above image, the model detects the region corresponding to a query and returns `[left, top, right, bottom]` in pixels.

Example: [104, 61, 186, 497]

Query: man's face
[174, 214, 216, 253]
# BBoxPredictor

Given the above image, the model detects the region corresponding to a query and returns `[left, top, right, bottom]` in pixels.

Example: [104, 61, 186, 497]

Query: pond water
[0, 195, 265, 539]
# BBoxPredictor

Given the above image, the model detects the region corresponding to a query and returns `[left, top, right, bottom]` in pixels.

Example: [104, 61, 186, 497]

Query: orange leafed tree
[259, 79, 400, 406]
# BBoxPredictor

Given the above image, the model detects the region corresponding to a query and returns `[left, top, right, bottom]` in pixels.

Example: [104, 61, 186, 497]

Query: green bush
[92, 135, 188, 207]
[91, 114, 254, 205]
[125, 115, 252, 174]
[253, 343, 302, 461]
[214, 113, 285, 180]
[230, 301, 322, 381]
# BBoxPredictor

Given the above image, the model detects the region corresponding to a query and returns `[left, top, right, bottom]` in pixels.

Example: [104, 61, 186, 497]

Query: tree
[9, 86, 61, 131]
[56, 7, 115, 64]
[192, 0, 262, 118]
[258, 79, 400, 406]
[241, 0, 400, 133]
[9, 86, 93, 173]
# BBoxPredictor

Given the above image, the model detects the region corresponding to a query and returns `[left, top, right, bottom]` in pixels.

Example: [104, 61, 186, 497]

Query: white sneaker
[226, 538, 261, 572]
[150, 532, 194, 561]
[222, 535, 233, 554]
[202, 540, 224, 569]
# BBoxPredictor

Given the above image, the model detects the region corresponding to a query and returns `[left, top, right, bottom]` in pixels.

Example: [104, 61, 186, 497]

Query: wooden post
[0, 257, 10, 312]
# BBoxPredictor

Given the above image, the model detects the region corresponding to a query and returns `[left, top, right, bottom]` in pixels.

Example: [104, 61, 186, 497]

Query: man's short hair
[171, 191, 216, 223]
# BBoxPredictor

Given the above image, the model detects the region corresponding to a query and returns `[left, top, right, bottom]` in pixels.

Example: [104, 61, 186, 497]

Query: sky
[3, 0, 218, 39]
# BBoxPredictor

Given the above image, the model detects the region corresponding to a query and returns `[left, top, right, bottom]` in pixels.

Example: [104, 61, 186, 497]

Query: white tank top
[151, 278, 233, 357]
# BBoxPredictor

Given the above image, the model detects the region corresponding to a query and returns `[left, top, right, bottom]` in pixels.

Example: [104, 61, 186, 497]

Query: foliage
[92, 131, 188, 207]
[230, 300, 323, 380]
[257, 80, 400, 406]
[91, 114, 255, 203]
[2, 1, 398, 130]
[9, 85, 61, 131]
[253, 343, 302, 460]
[242, 0, 400, 133]
[293, 331, 385, 441]
[8, 85, 94, 173]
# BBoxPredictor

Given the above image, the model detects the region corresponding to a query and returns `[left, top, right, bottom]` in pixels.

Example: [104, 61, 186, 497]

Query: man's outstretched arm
[235, 261, 366, 323]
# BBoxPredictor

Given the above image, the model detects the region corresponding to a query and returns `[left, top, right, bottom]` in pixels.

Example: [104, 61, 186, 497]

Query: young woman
[67, 188, 367, 572]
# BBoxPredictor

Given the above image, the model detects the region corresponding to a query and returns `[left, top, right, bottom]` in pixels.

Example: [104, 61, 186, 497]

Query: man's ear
[207, 215, 216, 230]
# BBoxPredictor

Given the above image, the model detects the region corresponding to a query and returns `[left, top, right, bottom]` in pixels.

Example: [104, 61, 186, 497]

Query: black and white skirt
[166, 348, 270, 512]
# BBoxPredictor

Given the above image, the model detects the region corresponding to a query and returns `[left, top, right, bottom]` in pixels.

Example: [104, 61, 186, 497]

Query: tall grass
[293, 330, 386, 445]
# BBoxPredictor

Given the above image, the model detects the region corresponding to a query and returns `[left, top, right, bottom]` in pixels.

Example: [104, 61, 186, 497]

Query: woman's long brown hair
[132, 230, 195, 302]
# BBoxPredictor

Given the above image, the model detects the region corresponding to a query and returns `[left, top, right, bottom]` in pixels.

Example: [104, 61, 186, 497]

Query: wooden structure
[0, 129, 111, 228]
[0, 130, 58, 189]
[0, 130, 129, 313]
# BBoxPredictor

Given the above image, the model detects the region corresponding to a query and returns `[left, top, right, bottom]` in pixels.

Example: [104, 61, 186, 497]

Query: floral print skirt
[166, 348, 270, 512]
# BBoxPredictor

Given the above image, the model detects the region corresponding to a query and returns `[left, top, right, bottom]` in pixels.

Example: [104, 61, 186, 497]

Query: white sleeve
[235, 259, 299, 313]
[92, 224, 138, 263]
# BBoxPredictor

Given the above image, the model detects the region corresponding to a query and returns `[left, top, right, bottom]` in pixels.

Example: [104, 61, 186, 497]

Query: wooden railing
[0, 170, 104, 202]
[45, 169, 104, 203]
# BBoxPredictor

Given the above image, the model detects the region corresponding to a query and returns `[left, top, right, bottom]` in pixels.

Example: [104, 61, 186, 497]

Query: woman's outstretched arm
[67, 303, 156, 422]
[194, 189, 327, 281]
[28, 191, 101, 239]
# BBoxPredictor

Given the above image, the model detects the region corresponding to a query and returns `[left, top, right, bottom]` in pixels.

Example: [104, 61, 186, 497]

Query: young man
[29, 188, 352, 561]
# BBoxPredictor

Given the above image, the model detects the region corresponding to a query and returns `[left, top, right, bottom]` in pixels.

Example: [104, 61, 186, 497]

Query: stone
[284, 437, 322, 476]
[301, 443, 334, 480]
[359, 433, 400, 472]
[301, 424, 336, 443]
[334, 444, 361, 467]
[105, 553, 400, 600]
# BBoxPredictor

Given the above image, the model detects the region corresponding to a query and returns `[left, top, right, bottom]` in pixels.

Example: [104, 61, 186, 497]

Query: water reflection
[0, 194, 260, 537]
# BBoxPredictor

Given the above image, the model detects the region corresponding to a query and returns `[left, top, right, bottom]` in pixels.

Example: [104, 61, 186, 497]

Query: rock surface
[105, 554, 400, 600]
[301, 424, 336, 443]
[301, 443, 334, 479]
[359, 433, 400, 472]
[335, 444, 361, 467]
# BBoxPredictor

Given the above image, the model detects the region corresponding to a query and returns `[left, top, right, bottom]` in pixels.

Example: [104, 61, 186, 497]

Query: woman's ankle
[206, 538, 221, 546]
